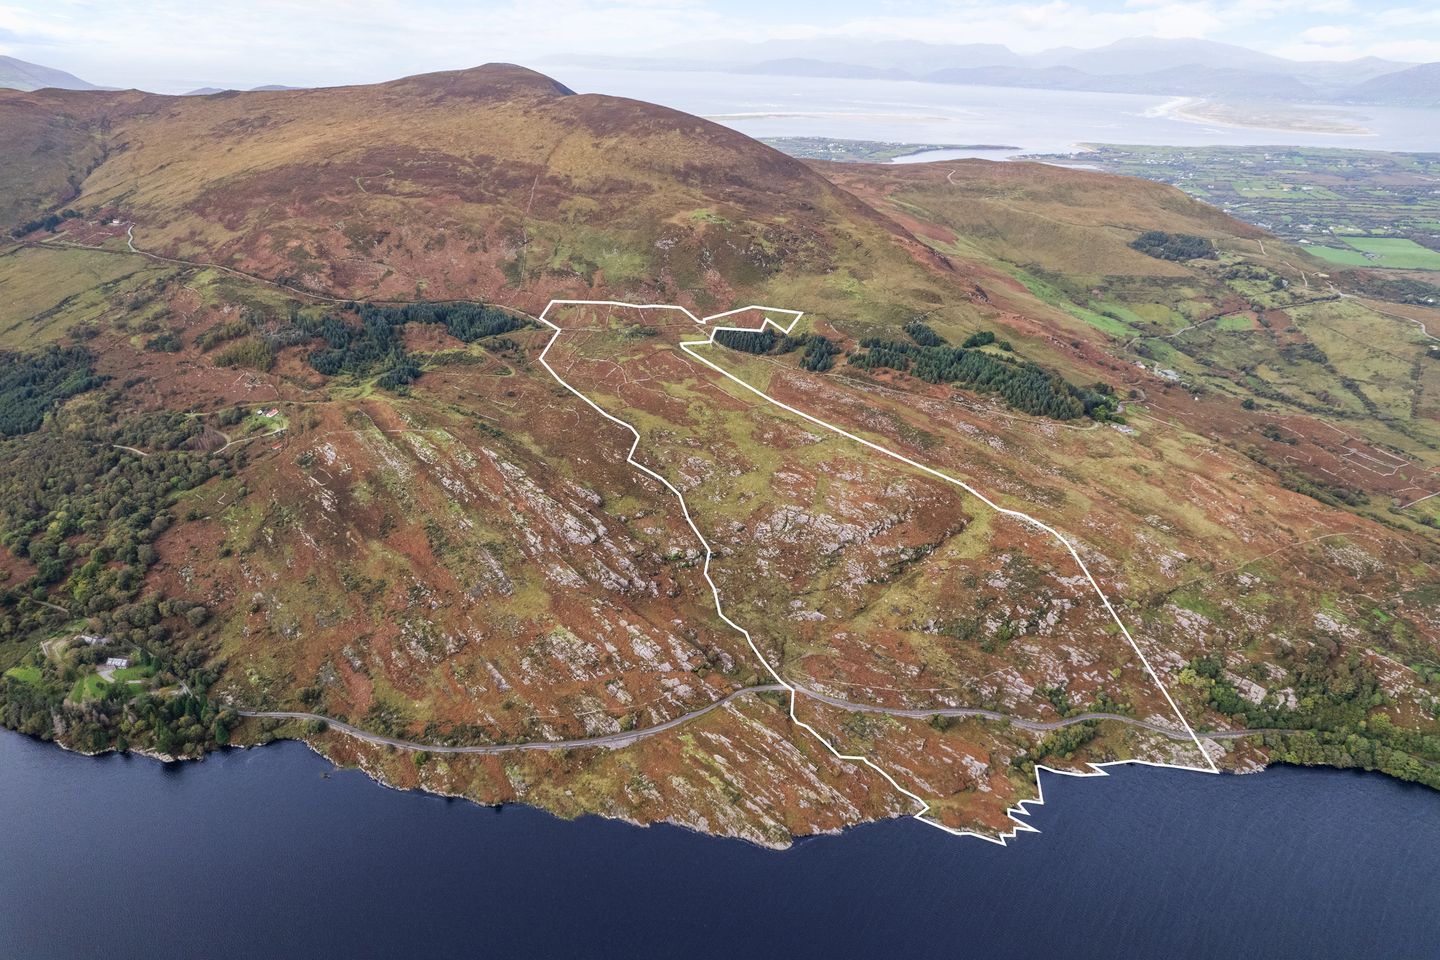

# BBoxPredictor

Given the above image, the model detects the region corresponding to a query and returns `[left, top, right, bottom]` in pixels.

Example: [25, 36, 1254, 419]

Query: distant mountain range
[0, 56, 99, 92]
[549, 37, 1439, 107]
[1340, 62, 1440, 106]
[184, 84, 304, 96]
[5, 37, 1437, 107]
[0, 56, 302, 96]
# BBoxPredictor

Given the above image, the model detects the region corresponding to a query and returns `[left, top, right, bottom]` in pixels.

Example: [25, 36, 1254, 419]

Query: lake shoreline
[6, 727, 1440, 958]
[1, 720, 1421, 852]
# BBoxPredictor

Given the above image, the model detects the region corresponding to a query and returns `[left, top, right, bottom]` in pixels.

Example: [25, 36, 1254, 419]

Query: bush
[198, 320, 251, 351]
[799, 335, 837, 372]
[714, 329, 778, 354]
[11, 209, 79, 237]
[144, 332, 183, 353]
[214, 338, 275, 371]
[904, 321, 946, 347]
[1129, 230, 1217, 261]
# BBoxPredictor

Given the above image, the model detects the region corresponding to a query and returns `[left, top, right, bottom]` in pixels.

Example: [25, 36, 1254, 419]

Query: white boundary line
[536, 298, 1219, 843]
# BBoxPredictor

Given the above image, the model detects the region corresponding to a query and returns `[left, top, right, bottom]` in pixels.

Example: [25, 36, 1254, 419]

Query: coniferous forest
[852, 332, 1117, 421]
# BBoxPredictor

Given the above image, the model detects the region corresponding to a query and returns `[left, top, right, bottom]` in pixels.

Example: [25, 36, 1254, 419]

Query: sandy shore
[1152, 96, 1373, 136]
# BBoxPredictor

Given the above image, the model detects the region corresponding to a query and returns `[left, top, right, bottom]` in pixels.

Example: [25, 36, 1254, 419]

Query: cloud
[1374, 6, 1440, 28]
[770, 1, 1233, 52]
[1299, 25, 1352, 45]
[0, 0, 731, 90]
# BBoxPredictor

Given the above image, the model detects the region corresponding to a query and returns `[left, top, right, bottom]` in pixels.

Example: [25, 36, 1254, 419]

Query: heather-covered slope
[2, 65, 939, 318]
[1, 66, 1438, 843]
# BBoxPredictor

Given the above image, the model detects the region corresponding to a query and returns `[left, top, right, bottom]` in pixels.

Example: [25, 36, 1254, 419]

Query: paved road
[790, 684, 1288, 740]
[241, 683, 1287, 755]
[240, 685, 790, 755]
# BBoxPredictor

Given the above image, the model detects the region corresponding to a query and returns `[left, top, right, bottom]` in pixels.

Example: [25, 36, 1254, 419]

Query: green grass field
[1234, 181, 1343, 201]
[1093, 301, 1150, 327]
[0, 246, 174, 348]
[70, 672, 109, 702]
[1343, 238, 1440, 270]
[1069, 305, 1131, 337]
[243, 412, 287, 433]
[1306, 246, 1373, 267]
[1308, 238, 1440, 270]
[1015, 273, 1132, 336]
[3, 666, 41, 685]
[110, 664, 155, 683]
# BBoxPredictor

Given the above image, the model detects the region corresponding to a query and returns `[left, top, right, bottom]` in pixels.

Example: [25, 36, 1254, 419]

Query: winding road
[240, 681, 1286, 757]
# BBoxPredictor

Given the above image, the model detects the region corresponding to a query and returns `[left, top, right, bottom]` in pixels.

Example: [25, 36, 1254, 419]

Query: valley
[1034, 144, 1440, 275]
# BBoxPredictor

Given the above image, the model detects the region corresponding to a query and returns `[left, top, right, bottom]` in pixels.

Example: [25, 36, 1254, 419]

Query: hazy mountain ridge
[1340, 62, 1440, 106]
[550, 36, 1433, 105]
[184, 84, 307, 96]
[7, 37, 1430, 104]
[0, 55, 98, 92]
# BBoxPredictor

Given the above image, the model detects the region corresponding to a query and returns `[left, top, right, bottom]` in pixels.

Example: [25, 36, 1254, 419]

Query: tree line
[10, 209, 80, 238]
[297, 302, 527, 389]
[356, 302, 526, 342]
[0, 345, 105, 437]
[850, 336, 1117, 421]
[711, 327, 839, 373]
[1182, 648, 1440, 790]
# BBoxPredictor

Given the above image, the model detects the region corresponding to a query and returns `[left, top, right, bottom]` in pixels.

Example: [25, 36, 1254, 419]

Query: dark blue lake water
[2, 729, 1438, 959]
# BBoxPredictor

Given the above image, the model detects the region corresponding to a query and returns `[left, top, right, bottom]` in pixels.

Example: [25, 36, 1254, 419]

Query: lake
[549, 67, 1440, 156]
[2, 729, 1438, 959]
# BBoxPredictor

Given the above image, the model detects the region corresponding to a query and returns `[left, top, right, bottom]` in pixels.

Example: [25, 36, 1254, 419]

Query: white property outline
[537, 298, 1219, 843]
[92, 224, 1228, 842]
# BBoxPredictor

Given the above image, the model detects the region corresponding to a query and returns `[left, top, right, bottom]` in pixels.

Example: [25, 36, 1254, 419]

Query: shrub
[714, 328, 778, 354]
[904, 321, 946, 347]
[1129, 230, 1217, 261]
[214, 339, 275, 371]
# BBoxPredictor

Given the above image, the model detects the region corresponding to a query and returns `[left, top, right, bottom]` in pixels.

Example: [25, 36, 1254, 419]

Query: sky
[1, 0, 1438, 92]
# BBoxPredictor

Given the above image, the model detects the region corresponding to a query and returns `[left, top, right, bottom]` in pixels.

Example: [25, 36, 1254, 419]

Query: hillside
[1, 65, 1438, 843]
[1344, 62, 1440, 107]
[0, 56, 98, 92]
[0, 65, 939, 321]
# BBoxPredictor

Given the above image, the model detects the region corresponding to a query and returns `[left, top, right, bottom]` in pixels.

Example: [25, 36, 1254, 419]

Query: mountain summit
[0, 63, 922, 311]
